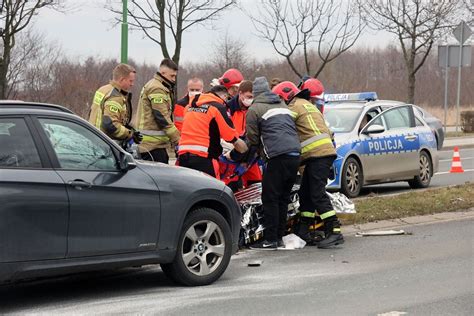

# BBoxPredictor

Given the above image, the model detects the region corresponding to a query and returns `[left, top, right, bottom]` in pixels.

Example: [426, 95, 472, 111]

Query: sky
[32, 0, 406, 66]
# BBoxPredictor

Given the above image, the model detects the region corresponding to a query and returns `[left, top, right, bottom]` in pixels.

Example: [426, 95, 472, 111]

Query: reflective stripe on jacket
[173, 94, 190, 132]
[101, 87, 133, 140]
[133, 73, 180, 153]
[178, 93, 239, 159]
[288, 97, 335, 162]
[89, 82, 133, 141]
[88, 83, 114, 129]
[246, 92, 300, 159]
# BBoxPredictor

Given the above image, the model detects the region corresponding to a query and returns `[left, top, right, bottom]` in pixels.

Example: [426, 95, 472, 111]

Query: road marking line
[439, 157, 474, 162]
[435, 169, 474, 175]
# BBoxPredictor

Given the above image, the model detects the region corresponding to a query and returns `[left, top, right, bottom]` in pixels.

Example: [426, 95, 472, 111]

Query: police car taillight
[324, 92, 378, 103]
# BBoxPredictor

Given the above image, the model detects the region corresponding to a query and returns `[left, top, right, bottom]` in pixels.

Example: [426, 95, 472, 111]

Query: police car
[324, 92, 439, 198]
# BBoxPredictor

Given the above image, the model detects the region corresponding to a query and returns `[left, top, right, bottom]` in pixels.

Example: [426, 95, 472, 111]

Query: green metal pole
[121, 0, 128, 63]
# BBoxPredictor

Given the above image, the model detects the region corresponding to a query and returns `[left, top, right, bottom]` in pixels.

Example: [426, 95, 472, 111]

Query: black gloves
[132, 130, 143, 144]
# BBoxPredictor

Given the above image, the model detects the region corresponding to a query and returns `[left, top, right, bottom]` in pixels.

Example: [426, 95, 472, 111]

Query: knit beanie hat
[252, 77, 270, 97]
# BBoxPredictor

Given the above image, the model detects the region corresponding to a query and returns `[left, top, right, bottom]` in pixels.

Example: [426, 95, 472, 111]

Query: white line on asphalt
[439, 157, 474, 162]
[440, 149, 474, 154]
[435, 169, 474, 175]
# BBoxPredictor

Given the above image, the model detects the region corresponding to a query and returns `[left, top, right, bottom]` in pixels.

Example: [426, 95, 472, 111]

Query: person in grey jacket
[245, 77, 301, 250]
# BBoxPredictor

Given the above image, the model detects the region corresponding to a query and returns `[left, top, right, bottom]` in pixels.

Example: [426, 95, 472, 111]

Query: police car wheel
[161, 208, 232, 286]
[341, 157, 363, 198]
[408, 151, 432, 189]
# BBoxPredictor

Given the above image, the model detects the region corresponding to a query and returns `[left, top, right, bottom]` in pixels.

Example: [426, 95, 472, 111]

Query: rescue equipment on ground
[235, 183, 356, 247]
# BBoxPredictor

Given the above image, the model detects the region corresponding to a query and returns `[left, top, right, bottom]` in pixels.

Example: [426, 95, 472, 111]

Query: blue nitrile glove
[233, 164, 247, 176]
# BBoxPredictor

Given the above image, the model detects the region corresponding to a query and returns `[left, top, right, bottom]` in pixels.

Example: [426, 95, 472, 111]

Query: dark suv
[0, 101, 241, 286]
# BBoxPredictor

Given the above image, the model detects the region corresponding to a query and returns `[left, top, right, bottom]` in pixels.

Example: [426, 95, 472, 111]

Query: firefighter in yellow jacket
[133, 59, 180, 163]
[88, 63, 142, 145]
[273, 81, 344, 249]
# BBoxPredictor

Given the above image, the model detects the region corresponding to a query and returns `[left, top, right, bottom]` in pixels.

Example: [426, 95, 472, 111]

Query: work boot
[309, 219, 325, 243]
[295, 219, 312, 243]
[317, 218, 344, 249]
[310, 230, 325, 243]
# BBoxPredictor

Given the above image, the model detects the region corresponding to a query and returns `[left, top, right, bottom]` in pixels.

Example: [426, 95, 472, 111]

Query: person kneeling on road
[273, 81, 344, 249]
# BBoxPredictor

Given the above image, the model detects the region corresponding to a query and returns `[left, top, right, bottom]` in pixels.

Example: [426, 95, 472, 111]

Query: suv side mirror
[119, 152, 137, 171]
[363, 124, 385, 134]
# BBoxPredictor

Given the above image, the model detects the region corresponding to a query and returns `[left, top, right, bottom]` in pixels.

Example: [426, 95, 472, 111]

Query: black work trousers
[178, 153, 219, 178]
[299, 155, 336, 219]
[141, 148, 169, 164]
[261, 154, 299, 242]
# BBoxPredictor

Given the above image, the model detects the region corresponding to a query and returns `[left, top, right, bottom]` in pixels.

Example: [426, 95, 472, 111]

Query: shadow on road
[0, 267, 177, 313]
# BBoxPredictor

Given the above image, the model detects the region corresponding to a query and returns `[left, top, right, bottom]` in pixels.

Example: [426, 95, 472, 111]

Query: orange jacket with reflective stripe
[178, 93, 239, 159]
[173, 94, 190, 132]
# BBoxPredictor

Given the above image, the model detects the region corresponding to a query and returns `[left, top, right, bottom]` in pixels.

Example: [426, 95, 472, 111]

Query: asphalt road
[359, 147, 474, 196]
[1, 217, 472, 315]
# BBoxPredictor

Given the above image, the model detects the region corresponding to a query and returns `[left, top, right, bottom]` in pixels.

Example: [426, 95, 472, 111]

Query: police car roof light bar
[324, 92, 378, 103]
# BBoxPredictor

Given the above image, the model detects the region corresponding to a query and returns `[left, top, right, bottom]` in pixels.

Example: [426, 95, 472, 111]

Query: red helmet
[301, 78, 324, 99]
[272, 81, 300, 102]
[218, 69, 244, 89]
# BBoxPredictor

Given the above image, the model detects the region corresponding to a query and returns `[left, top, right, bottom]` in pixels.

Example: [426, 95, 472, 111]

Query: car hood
[135, 160, 226, 192]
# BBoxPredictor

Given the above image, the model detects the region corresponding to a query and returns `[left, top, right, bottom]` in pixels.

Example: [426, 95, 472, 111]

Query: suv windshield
[324, 107, 363, 133]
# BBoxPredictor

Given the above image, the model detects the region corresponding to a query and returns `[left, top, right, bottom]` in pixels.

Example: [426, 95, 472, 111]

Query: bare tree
[20, 33, 62, 102]
[108, 0, 236, 66]
[248, 0, 363, 79]
[210, 32, 249, 73]
[0, 0, 63, 99]
[5, 30, 62, 100]
[359, 0, 464, 104]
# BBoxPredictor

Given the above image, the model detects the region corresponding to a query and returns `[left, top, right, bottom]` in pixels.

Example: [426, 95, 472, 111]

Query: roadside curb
[342, 208, 474, 235]
[442, 136, 474, 151]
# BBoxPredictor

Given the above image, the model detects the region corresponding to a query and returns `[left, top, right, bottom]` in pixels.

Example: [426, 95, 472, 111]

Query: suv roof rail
[0, 101, 75, 114]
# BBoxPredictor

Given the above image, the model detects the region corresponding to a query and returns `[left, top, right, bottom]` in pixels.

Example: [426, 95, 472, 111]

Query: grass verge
[341, 182, 474, 225]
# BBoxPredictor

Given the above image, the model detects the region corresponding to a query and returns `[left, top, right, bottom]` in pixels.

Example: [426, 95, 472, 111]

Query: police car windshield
[324, 106, 363, 133]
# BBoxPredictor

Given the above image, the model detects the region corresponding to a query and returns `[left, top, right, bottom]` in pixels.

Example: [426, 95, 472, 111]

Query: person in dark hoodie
[245, 77, 301, 250]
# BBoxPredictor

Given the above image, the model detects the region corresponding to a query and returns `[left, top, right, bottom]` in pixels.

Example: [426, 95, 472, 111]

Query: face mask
[242, 98, 253, 107]
[188, 91, 202, 97]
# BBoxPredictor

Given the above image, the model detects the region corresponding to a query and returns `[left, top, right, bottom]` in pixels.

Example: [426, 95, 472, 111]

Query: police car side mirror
[363, 124, 385, 135]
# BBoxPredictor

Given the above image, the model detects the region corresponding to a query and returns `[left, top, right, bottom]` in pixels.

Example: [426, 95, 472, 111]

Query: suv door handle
[68, 179, 92, 190]
[405, 135, 417, 141]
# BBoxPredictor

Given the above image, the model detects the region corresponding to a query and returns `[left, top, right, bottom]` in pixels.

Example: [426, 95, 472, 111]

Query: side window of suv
[0, 118, 42, 168]
[39, 118, 117, 170]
